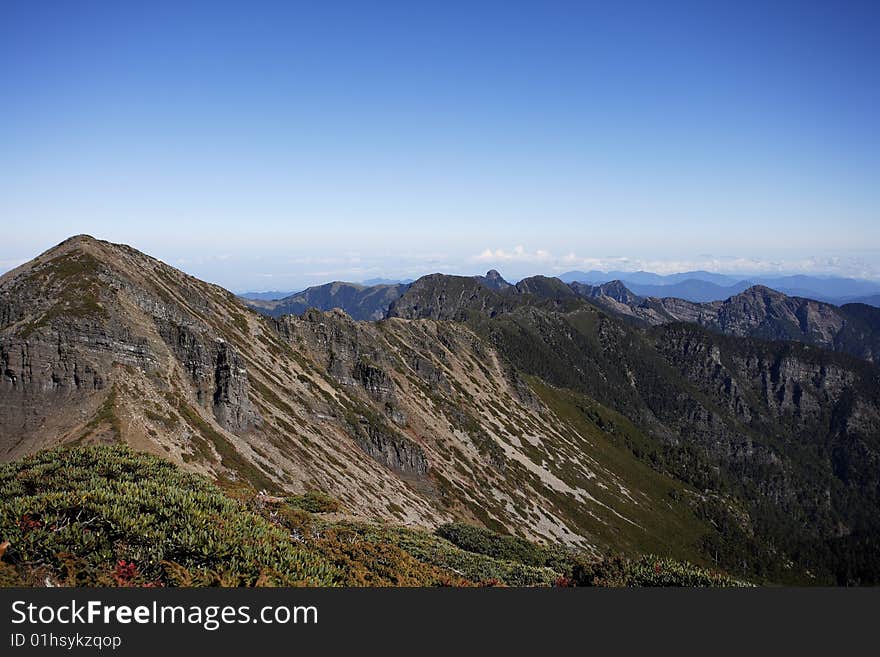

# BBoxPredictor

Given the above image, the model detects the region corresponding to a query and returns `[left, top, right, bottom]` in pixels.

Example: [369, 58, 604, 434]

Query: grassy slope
[527, 378, 712, 562]
[0, 445, 744, 587]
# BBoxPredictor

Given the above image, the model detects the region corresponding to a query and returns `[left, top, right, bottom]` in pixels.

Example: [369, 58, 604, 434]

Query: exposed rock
[475, 269, 514, 291]
[346, 414, 428, 476]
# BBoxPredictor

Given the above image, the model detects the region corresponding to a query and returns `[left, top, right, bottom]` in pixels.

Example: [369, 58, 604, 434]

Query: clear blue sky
[1, 1, 878, 290]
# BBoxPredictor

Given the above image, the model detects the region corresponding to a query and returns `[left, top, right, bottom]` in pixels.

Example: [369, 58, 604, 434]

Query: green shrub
[436, 523, 748, 587]
[0, 445, 341, 587]
[435, 522, 574, 570]
[309, 525, 471, 587]
[285, 491, 340, 514]
[437, 522, 543, 564]
[332, 521, 559, 586]
[0, 561, 26, 586]
[571, 554, 747, 587]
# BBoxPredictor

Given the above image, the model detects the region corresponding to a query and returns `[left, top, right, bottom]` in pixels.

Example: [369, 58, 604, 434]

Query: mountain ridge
[568, 280, 880, 364]
[2, 236, 715, 557]
[559, 269, 880, 305]
[386, 270, 880, 582]
[244, 280, 410, 320]
[4, 236, 880, 583]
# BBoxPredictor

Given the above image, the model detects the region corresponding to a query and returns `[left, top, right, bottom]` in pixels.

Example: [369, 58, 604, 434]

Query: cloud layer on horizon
[473, 246, 880, 281]
[3, 243, 880, 294]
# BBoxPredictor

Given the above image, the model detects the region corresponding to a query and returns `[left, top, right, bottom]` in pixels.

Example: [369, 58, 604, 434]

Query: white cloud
[470, 247, 880, 279]
[475, 246, 554, 263]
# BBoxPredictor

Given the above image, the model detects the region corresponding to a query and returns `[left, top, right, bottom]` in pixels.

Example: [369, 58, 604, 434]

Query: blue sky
[1, 1, 878, 291]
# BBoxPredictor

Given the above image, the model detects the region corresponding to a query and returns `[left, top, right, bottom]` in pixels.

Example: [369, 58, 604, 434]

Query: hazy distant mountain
[240, 290, 296, 301]
[246, 271, 515, 321]
[569, 280, 642, 305]
[238, 271, 880, 307]
[361, 277, 414, 286]
[844, 294, 880, 307]
[760, 275, 880, 300]
[625, 279, 754, 302]
[559, 269, 880, 304]
[557, 270, 612, 284]
[559, 269, 738, 286]
[241, 279, 414, 302]
[398, 270, 880, 363]
[515, 275, 577, 299]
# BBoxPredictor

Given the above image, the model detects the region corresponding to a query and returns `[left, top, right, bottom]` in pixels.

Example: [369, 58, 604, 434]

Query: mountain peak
[515, 275, 576, 298]
[569, 280, 641, 305]
[45, 234, 109, 258]
[26, 235, 136, 274]
[475, 269, 513, 291]
[738, 284, 787, 300]
[600, 279, 634, 293]
[59, 233, 99, 246]
[595, 280, 641, 304]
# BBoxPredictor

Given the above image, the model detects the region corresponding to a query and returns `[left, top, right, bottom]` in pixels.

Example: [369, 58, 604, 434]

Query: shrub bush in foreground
[0, 445, 747, 587]
[0, 445, 341, 586]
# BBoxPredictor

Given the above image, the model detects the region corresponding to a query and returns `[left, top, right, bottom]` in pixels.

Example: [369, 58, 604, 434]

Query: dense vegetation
[0, 445, 340, 586]
[0, 445, 744, 587]
[452, 298, 880, 585]
[434, 523, 744, 587]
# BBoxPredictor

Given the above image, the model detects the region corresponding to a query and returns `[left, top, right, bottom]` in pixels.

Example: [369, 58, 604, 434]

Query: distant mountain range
[241, 269, 880, 364]
[241, 270, 880, 358]
[361, 277, 414, 286]
[242, 270, 519, 320]
[619, 279, 754, 302]
[559, 270, 880, 305]
[569, 280, 880, 363]
[240, 289, 296, 301]
[559, 269, 736, 286]
[242, 270, 880, 307]
[847, 294, 880, 307]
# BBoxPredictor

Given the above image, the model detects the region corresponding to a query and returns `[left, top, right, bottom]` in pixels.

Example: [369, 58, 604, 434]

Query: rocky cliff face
[648, 323, 880, 573]
[475, 269, 513, 291]
[0, 236, 261, 450]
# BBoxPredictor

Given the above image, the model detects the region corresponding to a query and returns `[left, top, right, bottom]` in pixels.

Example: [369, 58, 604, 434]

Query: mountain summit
[476, 269, 513, 291]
